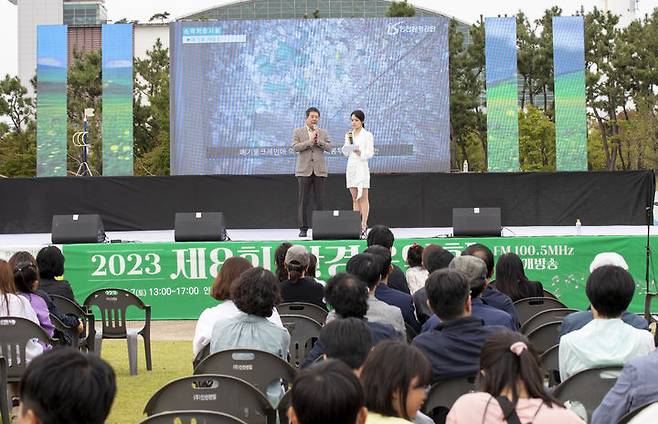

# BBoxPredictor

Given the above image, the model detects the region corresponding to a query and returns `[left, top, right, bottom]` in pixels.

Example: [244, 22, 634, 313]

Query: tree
[149, 12, 170, 23]
[385, 1, 415, 18]
[115, 18, 129, 24]
[0, 75, 36, 176]
[67, 50, 103, 175]
[133, 38, 170, 175]
[0, 75, 34, 134]
[518, 105, 555, 171]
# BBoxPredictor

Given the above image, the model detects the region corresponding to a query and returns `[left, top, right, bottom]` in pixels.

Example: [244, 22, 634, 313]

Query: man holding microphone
[292, 107, 332, 237]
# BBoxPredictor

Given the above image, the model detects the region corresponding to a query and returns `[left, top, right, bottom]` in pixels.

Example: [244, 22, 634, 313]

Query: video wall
[170, 17, 451, 175]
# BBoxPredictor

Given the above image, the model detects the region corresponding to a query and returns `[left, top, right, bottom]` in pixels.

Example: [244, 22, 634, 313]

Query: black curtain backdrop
[0, 171, 653, 234]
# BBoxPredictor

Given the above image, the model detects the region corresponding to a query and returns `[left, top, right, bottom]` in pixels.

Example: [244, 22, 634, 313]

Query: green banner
[63, 236, 657, 319]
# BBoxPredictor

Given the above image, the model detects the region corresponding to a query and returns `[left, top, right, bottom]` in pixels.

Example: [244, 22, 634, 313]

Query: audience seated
[491, 253, 543, 302]
[558, 265, 654, 381]
[210, 267, 290, 359]
[365, 245, 420, 332]
[327, 253, 405, 337]
[275, 242, 293, 282]
[193, 256, 284, 356]
[447, 331, 585, 424]
[11, 260, 55, 338]
[288, 359, 367, 424]
[320, 317, 372, 374]
[413, 245, 455, 324]
[302, 273, 399, 367]
[9, 251, 81, 342]
[36, 246, 76, 302]
[361, 340, 432, 423]
[0, 259, 42, 361]
[405, 244, 428, 294]
[308, 253, 326, 285]
[421, 256, 515, 332]
[19, 347, 116, 424]
[461, 244, 518, 324]
[412, 269, 506, 383]
[591, 349, 658, 424]
[367, 225, 410, 294]
[279, 245, 326, 308]
[560, 252, 647, 337]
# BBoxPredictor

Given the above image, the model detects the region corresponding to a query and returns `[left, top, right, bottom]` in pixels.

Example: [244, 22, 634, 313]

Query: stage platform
[1, 225, 657, 256]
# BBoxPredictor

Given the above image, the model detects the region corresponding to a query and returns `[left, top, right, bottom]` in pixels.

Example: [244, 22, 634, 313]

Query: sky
[0, 0, 657, 79]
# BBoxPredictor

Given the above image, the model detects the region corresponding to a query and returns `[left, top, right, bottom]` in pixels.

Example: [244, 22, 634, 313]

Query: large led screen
[170, 17, 450, 175]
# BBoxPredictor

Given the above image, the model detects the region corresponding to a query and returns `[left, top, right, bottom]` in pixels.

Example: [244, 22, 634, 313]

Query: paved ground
[122, 320, 197, 341]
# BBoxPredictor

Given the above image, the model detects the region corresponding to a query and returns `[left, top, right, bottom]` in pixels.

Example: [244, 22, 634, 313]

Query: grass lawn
[102, 340, 193, 423]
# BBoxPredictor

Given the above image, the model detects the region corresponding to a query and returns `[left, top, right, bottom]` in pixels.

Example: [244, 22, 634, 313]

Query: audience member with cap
[412, 269, 507, 383]
[447, 331, 585, 424]
[413, 244, 455, 324]
[421, 256, 515, 333]
[461, 243, 518, 324]
[558, 265, 654, 380]
[279, 244, 326, 309]
[560, 252, 648, 337]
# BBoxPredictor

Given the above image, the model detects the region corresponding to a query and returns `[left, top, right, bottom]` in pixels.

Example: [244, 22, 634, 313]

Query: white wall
[134, 23, 169, 60]
[17, 0, 63, 92]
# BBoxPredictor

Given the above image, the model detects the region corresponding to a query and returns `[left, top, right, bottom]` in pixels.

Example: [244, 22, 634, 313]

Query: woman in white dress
[342, 110, 374, 235]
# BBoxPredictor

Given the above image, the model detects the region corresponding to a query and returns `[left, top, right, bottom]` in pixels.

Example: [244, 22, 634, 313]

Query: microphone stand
[643, 205, 655, 323]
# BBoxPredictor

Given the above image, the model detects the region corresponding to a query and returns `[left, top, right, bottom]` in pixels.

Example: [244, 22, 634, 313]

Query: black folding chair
[521, 308, 577, 335]
[276, 303, 327, 324]
[280, 315, 322, 368]
[422, 374, 477, 420]
[0, 356, 8, 424]
[139, 410, 247, 424]
[50, 294, 96, 352]
[525, 321, 561, 355]
[553, 365, 623, 422]
[514, 297, 568, 327]
[539, 344, 560, 387]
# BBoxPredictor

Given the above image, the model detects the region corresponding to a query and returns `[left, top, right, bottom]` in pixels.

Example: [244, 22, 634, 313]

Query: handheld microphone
[348, 131, 354, 144]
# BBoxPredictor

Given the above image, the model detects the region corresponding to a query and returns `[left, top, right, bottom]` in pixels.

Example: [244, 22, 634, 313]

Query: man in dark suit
[292, 107, 332, 237]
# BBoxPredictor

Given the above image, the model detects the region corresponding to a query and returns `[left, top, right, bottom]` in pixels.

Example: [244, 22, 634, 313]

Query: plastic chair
[143, 374, 276, 424]
[618, 402, 658, 424]
[279, 315, 322, 368]
[139, 410, 247, 424]
[405, 323, 418, 344]
[49, 312, 79, 348]
[539, 344, 560, 387]
[0, 317, 54, 384]
[0, 356, 8, 424]
[276, 390, 292, 424]
[543, 290, 559, 300]
[84, 288, 152, 375]
[276, 303, 328, 324]
[553, 365, 623, 422]
[526, 321, 562, 355]
[50, 294, 96, 352]
[194, 349, 297, 397]
[193, 344, 211, 369]
[520, 308, 578, 335]
[422, 374, 477, 416]
[514, 297, 568, 327]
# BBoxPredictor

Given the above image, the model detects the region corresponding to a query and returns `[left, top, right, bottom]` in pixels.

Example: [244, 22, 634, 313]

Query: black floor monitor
[452, 207, 502, 237]
[51, 214, 106, 244]
[175, 212, 227, 242]
[312, 210, 361, 240]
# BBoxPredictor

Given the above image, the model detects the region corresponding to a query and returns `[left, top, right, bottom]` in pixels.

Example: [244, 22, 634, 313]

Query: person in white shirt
[405, 244, 428, 294]
[193, 256, 283, 356]
[342, 110, 374, 236]
[559, 265, 654, 380]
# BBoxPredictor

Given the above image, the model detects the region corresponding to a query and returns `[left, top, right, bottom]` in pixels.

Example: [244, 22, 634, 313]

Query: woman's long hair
[0, 260, 18, 314]
[479, 331, 563, 417]
[286, 262, 307, 284]
[275, 243, 293, 282]
[494, 253, 530, 301]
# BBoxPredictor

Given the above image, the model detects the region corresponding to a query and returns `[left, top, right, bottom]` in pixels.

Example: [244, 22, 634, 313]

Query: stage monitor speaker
[452, 207, 502, 237]
[51, 214, 106, 244]
[312, 210, 361, 240]
[175, 212, 227, 242]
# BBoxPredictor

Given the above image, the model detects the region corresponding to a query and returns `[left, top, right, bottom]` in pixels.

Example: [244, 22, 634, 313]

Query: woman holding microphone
[342, 110, 374, 237]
